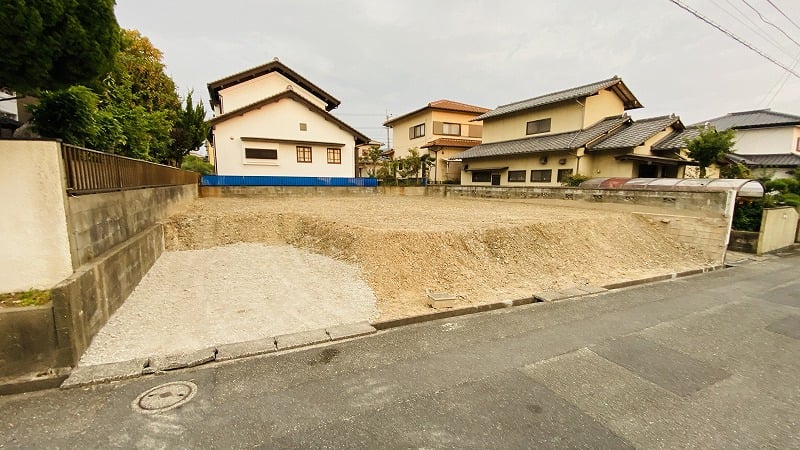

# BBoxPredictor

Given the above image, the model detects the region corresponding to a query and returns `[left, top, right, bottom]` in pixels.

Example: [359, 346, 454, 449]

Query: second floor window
[409, 123, 425, 139]
[442, 123, 461, 136]
[296, 146, 312, 163]
[526, 118, 551, 135]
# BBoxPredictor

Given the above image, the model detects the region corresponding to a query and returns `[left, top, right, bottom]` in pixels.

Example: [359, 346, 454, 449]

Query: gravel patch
[79, 243, 378, 366]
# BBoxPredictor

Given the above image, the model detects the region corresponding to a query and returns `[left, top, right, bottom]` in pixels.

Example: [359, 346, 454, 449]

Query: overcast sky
[116, 0, 800, 144]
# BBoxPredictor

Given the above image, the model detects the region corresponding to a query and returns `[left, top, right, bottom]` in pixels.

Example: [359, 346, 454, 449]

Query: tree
[0, 0, 120, 93]
[164, 91, 210, 166]
[181, 155, 214, 175]
[685, 127, 736, 178]
[719, 162, 751, 179]
[358, 145, 384, 178]
[114, 29, 179, 113]
[28, 85, 100, 147]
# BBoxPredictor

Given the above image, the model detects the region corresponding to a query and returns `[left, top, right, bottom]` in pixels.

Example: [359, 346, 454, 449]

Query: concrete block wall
[757, 207, 799, 255]
[52, 225, 164, 365]
[66, 184, 197, 267]
[200, 185, 378, 198]
[634, 214, 730, 263]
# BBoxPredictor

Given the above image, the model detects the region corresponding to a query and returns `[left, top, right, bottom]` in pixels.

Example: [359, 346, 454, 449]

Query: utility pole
[385, 109, 391, 150]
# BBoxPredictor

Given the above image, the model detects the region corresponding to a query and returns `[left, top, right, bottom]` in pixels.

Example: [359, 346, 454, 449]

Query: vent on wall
[558, 158, 567, 165]
[539, 156, 548, 164]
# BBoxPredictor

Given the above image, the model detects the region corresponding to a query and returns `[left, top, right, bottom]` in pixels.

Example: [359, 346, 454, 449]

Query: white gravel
[79, 243, 379, 366]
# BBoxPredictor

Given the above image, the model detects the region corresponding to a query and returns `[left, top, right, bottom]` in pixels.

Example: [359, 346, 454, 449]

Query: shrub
[181, 155, 214, 175]
[562, 174, 591, 187]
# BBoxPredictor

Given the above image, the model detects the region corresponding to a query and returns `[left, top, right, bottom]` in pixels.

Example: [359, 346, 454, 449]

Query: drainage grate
[132, 381, 197, 414]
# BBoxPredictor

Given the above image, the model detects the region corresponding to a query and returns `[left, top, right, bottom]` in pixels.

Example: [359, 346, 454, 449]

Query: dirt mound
[164, 197, 710, 319]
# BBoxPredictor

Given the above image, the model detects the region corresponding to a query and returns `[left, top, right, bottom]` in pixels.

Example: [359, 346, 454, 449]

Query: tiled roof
[589, 115, 681, 150]
[421, 138, 482, 149]
[208, 58, 340, 111]
[698, 109, 800, 130]
[208, 90, 370, 145]
[384, 100, 489, 126]
[473, 76, 642, 122]
[727, 153, 800, 167]
[651, 127, 702, 151]
[454, 115, 629, 160]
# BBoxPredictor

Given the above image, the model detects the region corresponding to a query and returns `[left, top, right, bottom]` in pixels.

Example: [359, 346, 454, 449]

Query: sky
[116, 0, 800, 146]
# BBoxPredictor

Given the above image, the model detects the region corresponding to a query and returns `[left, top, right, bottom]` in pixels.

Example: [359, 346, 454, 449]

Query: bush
[562, 174, 591, 187]
[732, 200, 764, 232]
[181, 155, 214, 175]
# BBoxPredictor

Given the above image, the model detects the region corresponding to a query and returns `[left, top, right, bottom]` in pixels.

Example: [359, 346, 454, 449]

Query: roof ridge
[428, 99, 490, 111]
[633, 114, 677, 122]
[728, 109, 771, 116]
[497, 76, 619, 109]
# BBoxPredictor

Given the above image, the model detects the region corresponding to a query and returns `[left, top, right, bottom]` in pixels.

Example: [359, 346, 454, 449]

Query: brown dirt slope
[164, 197, 711, 319]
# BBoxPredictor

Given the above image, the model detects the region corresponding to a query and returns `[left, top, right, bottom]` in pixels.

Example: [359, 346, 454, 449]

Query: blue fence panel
[201, 175, 378, 187]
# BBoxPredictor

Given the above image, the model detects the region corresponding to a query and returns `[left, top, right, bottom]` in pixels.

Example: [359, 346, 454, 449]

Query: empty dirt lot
[163, 196, 713, 320]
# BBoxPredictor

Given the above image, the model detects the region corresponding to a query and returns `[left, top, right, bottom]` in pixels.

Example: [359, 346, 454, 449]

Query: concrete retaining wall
[66, 184, 197, 267]
[729, 230, 759, 253]
[200, 185, 378, 198]
[0, 304, 70, 380]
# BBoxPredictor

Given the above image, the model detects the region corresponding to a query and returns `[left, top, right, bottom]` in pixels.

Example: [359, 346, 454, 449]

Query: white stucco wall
[0, 140, 73, 292]
[733, 127, 796, 155]
[217, 71, 327, 113]
[213, 98, 356, 177]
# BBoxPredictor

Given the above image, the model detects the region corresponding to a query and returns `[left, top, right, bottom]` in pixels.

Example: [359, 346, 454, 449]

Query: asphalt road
[1, 251, 798, 449]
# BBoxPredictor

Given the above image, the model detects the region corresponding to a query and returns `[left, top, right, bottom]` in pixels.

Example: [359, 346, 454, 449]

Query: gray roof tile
[652, 128, 701, 151]
[454, 115, 629, 160]
[474, 76, 642, 122]
[698, 109, 800, 130]
[589, 115, 681, 150]
[727, 153, 800, 167]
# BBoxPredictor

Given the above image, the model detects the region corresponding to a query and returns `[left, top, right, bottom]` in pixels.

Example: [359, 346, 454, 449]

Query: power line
[766, 0, 800, 34]
[667, 0, 800, 79]
[740, 0, 800, 48]
[712, 0, 794, 56]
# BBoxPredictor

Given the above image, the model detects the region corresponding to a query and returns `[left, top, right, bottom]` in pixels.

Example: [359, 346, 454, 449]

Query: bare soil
[164, 196, 712, 320]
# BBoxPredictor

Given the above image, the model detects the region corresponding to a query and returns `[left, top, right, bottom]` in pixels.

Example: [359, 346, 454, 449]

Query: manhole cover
[132, 381, 197, 414]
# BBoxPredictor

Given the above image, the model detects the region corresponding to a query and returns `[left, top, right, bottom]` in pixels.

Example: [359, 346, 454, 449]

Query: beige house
[383, 100, 489, 183]
[207, 58, 369, 177]
[454, 77, 698, 186]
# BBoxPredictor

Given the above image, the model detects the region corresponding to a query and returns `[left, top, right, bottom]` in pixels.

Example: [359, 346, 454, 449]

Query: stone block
[61, 358, 149, 388]
[215, 338, 277, 362]
[576, 285, 608, 295]
[426, 292, 458, 309]
[275, 329, 331, 351]
[326, 322, 377, 341]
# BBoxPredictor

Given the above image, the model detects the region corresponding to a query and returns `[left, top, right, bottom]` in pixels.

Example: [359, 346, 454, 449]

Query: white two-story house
[207, 58, 369, 177]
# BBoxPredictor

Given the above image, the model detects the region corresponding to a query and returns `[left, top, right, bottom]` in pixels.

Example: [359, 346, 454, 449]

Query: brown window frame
[507, 170, 526, 182]
[526, 118, 552, 135]
[410, 123, 425, 139]
[327, 148, 342, 164]
[530, 169, 552, 182]
[441, 122, 461, 136]
[296, 146, 312, 163]
[245, 148, 278, 160]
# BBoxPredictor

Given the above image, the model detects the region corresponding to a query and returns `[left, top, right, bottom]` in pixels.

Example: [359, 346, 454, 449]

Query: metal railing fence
[61, 144, 199, 194]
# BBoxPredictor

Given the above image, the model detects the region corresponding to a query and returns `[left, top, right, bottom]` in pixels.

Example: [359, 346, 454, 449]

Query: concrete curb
[57, 265, 724, 390]
[59, 322, 378, 389]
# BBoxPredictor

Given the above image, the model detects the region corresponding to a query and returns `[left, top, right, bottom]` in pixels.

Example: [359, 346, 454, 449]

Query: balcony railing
[61, 144, 199, 195]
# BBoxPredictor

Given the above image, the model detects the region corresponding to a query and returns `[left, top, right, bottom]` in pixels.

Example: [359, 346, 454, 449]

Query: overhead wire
[739, 0, 800, 48]
[667, 0, 800, 79]
[765, 0, 800, 34]
[710, 0, 795, 56]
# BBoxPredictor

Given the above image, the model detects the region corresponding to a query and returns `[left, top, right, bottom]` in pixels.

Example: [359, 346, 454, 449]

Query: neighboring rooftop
[589, 115, 681, 151]
[421, 138, 483, 149]
[454, 115, 629, 160]
[699, 109, 800, 130]
[208, 90, 369, 145]
[652, 128, 702, 151]
[208, 58, 341, 111]
[727, 153, 800, 167]
[383, 100, 490, 126]
[473, 76, 642, 122]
